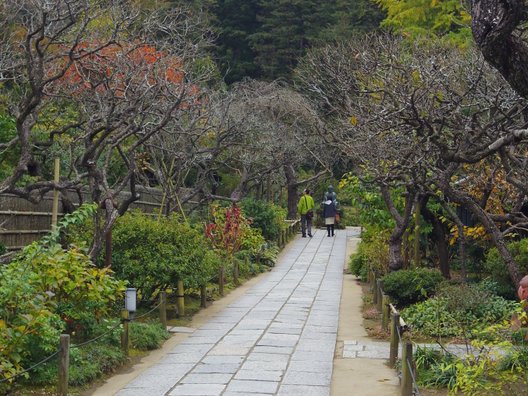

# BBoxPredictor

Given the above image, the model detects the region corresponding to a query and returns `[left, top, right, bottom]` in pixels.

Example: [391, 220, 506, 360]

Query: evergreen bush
[484, 239, 528, 299]
[240, 198, 286, 241]
[403, 283, 520, 338]
[382, 268, 444, 307]
[130, 321, 170, 350]
[112, 211, 220, 300]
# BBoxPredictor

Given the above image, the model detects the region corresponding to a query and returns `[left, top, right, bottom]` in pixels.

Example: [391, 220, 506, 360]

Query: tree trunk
[388, 231, 405, 271]
[445, 186, 522, 285]
[231, 167, 249, 201]
[422, 203, 451, 278]
[284, 164, 298, 219]
[470, 0, 528, 99]
[89, 198, 119, 262]
[380, 185, 416, 271]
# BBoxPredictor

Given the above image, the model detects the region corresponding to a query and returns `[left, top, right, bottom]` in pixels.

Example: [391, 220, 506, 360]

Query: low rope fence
[370, 270, 421, 396]
[2, 220, 301, 394]
[0, 291, 171, 395]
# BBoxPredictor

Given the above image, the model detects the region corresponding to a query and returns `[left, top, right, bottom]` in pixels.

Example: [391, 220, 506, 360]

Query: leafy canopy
[376, 0, 472, 46]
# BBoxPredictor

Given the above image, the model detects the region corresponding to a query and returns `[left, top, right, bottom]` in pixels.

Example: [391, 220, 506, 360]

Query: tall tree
[319, 0, 385, 40]
[0, 1, 214, 259]
[469, 0, 528, 100]
[213, 0, 261, 84]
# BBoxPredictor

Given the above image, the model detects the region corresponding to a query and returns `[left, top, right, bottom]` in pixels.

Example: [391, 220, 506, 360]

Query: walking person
[322, 194, 337, 237]
[297, 188, 315, 237]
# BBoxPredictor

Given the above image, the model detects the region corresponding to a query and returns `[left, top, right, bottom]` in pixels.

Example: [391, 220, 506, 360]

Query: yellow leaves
[349, 116, 358, 126]
[449, 225, 489, 245]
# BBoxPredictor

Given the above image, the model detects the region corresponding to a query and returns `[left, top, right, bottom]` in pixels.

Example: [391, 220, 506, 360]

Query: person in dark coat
[322, 194, 337, 237]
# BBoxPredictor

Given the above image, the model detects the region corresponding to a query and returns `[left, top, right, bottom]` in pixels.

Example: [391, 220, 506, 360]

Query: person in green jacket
[298, 188, 315, 237]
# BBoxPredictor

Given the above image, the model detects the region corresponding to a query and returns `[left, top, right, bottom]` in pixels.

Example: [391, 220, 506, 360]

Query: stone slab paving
[117, 228, 355, 396]
[343, 339, 479, 359]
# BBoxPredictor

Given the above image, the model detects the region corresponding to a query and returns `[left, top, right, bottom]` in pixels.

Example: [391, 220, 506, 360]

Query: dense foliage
[240, 197, 287, 241]
[111, 212, 220, 300]
[22, 320, 168, 387]
[0, 206, 125, 389]
[375, 0, 471, 46]
[382, 268, 444, 307]
[210, 0, 384, 82]
[349, 225, 391, 277]
[484, 239, 528, 299]
[403, 282, 520, 338]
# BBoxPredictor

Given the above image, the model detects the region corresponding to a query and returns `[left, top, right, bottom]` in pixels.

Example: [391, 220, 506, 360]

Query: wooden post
[382, 294, 390, 330]
[376, 280, 384, 311]
[401, 341, 413, 396]
[200, 284, 207, 308]
[121, 309, 129, 356]
[389, 312, 400, 367]
[58, 334, 70, 396]
[159, 291, 167, 328]
[51, 158, 60, 228]
[177, 279, 185, 316]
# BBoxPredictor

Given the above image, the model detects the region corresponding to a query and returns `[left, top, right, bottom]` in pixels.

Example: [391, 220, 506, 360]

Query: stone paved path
[117, 228, 355, 396]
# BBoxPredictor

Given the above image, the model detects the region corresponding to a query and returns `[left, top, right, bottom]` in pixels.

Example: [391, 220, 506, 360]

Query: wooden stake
[121, 309, 129, 356]
[58, 334, 70, 396]
[389, 312, 399, 367]
[382, 294, 390, 330]
[401, 341, 413, 396]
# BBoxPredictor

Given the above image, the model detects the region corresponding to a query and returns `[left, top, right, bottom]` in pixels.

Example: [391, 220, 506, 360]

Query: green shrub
[0, 242, 6, 256]
[349, 249, 368, 281]
[112, 211, 220, 300]
[0, 204, 125, 392]
[484, 239, 528, 299]
[437, 283, 519, 324]
[238, 222, 278, 269]
[402, 298, 459, 337]
[356, 225, 391, 276]
[130, 321, 170, 350]
[477, 278, 513, 299]
[27, 343, 127, 386]
[240, 198, 286, 241]
[0, 242, 124, 388]
[382, 268, 444, 307]
[403, 283, 520, 338]
[414, 346, 457, 388]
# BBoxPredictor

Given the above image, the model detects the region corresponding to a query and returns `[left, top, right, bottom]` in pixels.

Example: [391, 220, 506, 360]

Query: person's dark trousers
[301, 214, 307, 237]
[326, 224, 334, 237]
[306, 217, 313, 237]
